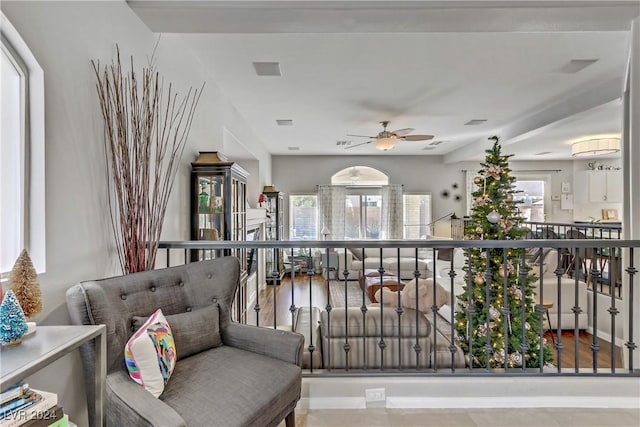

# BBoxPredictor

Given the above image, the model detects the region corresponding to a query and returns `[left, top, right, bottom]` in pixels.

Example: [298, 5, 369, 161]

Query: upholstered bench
[290, 306, 323, 369]
[320, 306, 433, 369]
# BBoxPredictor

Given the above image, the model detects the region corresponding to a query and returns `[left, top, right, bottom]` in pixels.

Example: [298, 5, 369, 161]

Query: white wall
[0, 1, 271, 425]
[272, 155, 575, 237]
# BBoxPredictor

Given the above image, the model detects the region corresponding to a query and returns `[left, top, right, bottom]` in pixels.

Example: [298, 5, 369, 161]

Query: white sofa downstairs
[335, 247, 435, 280]
[434, 248, 589, 330]
[530, 248, 589, 330]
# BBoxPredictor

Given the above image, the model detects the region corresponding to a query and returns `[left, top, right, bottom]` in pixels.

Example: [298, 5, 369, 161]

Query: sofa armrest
[106, 371, 186, 427]
[335, 249, 354, 274]
[222, 322, 304, 366]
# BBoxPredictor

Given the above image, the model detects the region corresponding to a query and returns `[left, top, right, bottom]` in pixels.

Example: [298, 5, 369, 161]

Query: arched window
[1, 13, 45, 275]
[331, 166, 389, 186]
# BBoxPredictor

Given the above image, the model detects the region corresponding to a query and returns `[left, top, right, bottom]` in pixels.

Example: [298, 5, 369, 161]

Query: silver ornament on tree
[487, 211, 501, 224]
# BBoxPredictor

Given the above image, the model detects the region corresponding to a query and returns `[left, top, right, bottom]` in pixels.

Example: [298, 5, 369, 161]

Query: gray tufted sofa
[66, 257, 304, 427]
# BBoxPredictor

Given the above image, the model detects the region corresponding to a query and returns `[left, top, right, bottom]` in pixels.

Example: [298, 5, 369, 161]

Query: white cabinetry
[575, 170, 622, 203]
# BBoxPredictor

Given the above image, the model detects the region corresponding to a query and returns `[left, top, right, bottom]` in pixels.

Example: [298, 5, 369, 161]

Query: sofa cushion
[363, 247, 421, 259]
[350, 247, 363, 261]
[133, 305, 222, 361]
[385, 257, 430, 272]
[531, 248, 557, 278]
[160, 346, 301, 426]
[125, 309, 177, 398]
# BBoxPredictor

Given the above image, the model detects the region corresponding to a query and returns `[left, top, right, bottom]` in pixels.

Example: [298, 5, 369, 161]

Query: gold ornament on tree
[498, 218, 513, 231]
[475, 194, 490, 206]
[474, 274, 485, 285]
[9, 249, 42, 336]
[486, 165, 502, 179]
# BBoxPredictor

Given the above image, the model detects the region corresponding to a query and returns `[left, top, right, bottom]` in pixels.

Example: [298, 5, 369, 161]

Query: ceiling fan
[346, 121, 434, 151]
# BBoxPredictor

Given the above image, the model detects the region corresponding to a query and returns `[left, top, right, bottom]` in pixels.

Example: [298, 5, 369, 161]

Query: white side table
[0, 325, 106, 427]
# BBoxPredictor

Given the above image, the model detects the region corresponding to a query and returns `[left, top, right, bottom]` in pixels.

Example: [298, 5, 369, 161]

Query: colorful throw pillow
[124, 308, 176, 397]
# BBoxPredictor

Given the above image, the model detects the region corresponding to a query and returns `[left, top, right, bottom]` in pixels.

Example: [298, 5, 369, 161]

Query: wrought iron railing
[156, 239, 639, 377]
[451, 219, 623, 241]
[524, 221, 622, 240]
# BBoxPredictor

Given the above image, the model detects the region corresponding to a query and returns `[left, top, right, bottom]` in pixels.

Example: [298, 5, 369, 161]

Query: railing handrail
[156, 238, 639, 376]
[157, 239, 640, 250]
[525, 220, 622, 231]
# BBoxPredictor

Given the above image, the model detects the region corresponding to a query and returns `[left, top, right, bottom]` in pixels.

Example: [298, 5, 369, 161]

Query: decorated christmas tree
[9, 249, 42, 319]
[0, 290, 29, 345]
[454, 136, 552, 368]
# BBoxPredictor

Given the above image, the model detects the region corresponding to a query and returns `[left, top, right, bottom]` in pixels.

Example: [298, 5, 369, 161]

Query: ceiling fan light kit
[346, 120, 433, 151]
[571, 137, 620, 157]
[373, 137, 397, 151]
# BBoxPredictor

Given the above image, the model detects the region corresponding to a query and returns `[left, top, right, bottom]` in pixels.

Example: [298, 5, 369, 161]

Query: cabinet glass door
[196, 175, 225, 241]
[264, 191, 283, 284]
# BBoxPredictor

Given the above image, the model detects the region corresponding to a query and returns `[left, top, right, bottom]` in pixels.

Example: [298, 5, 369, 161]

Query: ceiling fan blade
[347, 134, 376, 138]
[391, 128, 414, 136]
[400, 134, 434, 141]
[345, 140, 373, 149]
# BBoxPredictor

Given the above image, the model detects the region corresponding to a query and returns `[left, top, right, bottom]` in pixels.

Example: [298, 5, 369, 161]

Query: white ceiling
[128, 1, 639, 161]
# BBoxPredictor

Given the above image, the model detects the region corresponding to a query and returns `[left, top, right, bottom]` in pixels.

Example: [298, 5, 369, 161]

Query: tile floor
[284, 408, 640, 427]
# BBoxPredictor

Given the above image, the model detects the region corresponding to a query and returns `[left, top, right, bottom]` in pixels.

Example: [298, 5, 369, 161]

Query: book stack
[0, 383, 67, 427]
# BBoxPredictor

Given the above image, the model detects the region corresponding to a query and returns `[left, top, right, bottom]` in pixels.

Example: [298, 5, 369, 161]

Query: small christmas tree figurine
[0, 290, 29, 345]
[454, 136, 552, 368]
[9, 249, 42, 319]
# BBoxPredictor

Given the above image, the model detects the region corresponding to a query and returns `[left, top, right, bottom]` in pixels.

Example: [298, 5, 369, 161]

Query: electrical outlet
[365, 388, 386, 402]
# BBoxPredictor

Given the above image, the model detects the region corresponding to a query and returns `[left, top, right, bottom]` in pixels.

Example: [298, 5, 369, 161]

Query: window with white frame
[513, 180, 546, 222]
[289, 195, 318, 240]
[345, 190, 382, 240]
[403, 194, 432, 238]
[1, 13, 45, 276]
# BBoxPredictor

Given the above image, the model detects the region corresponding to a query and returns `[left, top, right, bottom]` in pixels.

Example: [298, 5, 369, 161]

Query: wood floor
[255, 274, 624, 370]
[547, 330, 624, 371]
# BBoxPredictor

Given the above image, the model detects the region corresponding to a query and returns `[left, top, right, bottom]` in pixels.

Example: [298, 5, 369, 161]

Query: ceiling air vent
[464, 119, 487, 126]
[558, 59, 598, 74]
[536, 151, 552, 156]
[336, 140, 351, 146]
[276, 119, 293, 126]
[422, 146, 436, 151]
[429, 140, 445, 146]
[287, 146, 300, 151]
[253, 62, 281, 76]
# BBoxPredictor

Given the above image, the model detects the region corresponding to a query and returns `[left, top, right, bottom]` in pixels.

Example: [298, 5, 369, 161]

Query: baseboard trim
[300, 376, 640, 410]
[586, 326, 627, 347]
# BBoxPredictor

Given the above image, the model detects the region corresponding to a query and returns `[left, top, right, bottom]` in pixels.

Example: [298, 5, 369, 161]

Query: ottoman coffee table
[358, 269, 405, 303]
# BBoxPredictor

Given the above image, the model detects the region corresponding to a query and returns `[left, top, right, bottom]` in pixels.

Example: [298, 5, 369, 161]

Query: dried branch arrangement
[92, 46, 204, 273]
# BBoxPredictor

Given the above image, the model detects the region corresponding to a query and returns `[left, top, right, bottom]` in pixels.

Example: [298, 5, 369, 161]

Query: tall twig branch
[92, 45, 204, 273]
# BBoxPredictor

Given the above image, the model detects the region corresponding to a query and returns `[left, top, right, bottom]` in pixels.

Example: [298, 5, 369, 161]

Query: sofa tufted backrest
[362, 247, 422, 259]
[66, 257, 240, 374]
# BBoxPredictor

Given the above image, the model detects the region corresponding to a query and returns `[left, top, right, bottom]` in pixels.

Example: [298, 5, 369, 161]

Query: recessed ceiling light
[253, 62, 281, 76]
[558, 59, 598, 74]
[336, 140, 351, 146]
[535, 151, 552, 155]
[287, 146, 300, 151]
[464, 119, 487, 126]
[276, 119, 293, 126]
